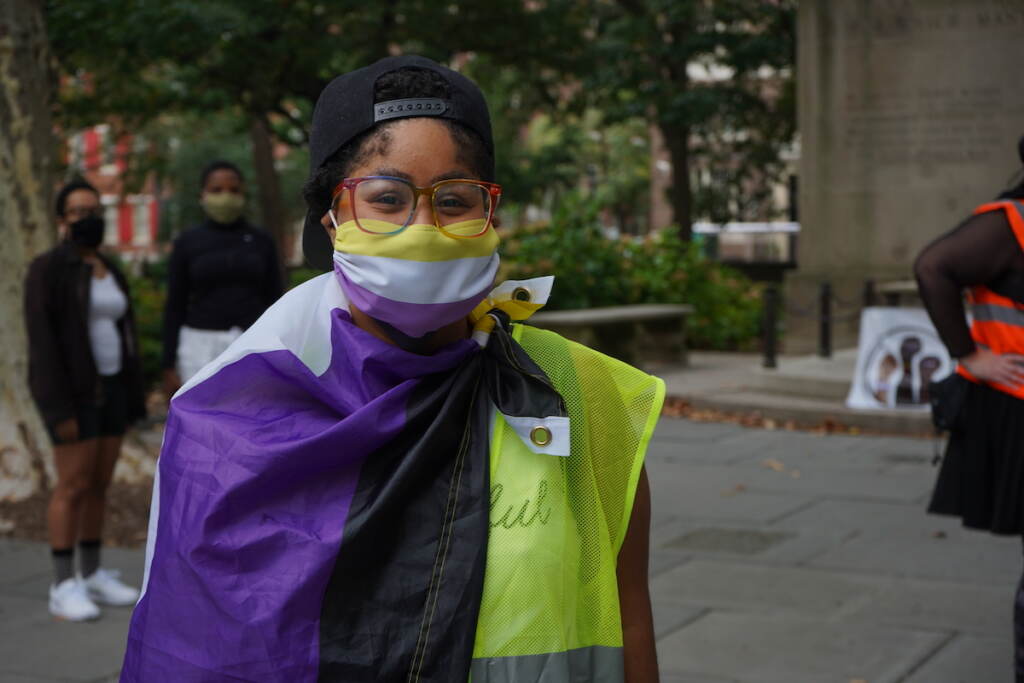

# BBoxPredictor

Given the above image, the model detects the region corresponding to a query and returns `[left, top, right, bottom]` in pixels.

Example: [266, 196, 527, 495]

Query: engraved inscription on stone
[840, 0, 1024, 40]
[843, 87, 1003, 170]
[825, 0, 1024, 181]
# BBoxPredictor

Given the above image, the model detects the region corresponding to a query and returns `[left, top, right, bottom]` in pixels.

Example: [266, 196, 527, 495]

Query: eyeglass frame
[330, 175, 502, 238]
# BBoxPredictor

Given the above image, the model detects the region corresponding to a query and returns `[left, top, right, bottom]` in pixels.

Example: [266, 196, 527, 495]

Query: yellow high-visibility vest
[471, 324, 665, 682]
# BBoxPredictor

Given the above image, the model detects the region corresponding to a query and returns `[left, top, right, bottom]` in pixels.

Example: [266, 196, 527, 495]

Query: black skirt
[929, 380, 1024, 535]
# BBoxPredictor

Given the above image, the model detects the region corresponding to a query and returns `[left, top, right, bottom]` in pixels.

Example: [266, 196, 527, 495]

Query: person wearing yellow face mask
[124, 57, 662, 683]
[160, 160, 283, 397]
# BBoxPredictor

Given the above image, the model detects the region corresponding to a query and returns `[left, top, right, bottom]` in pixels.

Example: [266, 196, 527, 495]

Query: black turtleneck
[161, 218, 283, 369]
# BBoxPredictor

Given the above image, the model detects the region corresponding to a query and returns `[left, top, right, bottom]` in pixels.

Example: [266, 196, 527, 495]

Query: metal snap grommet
[530, 426, 552, 447]
[512, 287, 531, 302]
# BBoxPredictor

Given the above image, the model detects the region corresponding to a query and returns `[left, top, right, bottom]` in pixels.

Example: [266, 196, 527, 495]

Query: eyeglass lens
[341, 178, 492, 236]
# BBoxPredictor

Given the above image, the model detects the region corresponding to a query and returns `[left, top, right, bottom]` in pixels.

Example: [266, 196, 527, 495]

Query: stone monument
[791, 0, 1024, 352]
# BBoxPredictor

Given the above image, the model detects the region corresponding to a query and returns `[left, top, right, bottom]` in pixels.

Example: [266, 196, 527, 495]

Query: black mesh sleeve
[914, 211, 1024, 358]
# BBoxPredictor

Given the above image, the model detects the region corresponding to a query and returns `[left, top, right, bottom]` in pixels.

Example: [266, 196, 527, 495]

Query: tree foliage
[46, 0, 796, 243]
[578, 0, 797, 235]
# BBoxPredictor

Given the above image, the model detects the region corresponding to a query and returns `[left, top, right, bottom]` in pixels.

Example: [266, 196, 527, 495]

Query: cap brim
[302, 210, 334, 272]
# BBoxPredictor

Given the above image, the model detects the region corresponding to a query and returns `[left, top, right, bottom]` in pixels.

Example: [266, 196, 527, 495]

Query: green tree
[46, 0, 577, 259]
[1, 0, 56, 499]
[579, 0, 797, 238]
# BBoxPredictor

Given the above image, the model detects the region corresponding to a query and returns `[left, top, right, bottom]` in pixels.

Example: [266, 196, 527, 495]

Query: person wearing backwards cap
[121, 55, 663, 682]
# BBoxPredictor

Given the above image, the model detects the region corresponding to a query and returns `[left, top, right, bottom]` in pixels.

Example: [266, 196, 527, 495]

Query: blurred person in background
[24, 179, 147, 621]
[122, 56, 662, 682]
[915, 136, 1024, 682]
[161, 160, 283, 397]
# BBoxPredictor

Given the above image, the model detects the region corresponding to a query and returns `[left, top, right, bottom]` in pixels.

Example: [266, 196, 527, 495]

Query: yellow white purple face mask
[331, 217, 501, 338]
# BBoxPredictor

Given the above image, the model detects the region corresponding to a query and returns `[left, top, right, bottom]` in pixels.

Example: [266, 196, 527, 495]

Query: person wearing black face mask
[23, 179, 147, 622]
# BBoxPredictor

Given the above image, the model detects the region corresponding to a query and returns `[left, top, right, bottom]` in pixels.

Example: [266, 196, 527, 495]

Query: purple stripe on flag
[122, 307, 479, 682]
[334, 262, 490, 338]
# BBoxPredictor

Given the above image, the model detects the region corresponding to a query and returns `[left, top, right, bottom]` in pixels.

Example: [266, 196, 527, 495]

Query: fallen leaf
[721, 483, 748, 497]
[762, 458, 786, 472]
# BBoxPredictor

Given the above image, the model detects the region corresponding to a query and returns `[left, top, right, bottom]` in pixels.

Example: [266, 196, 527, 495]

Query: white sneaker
[49, 577, 101, 621]
[83, 568, 140, 606]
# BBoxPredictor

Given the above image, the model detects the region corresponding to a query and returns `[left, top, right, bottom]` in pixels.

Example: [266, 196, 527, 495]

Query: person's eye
[368, 192, 405, 206]
[436, 193, 473, 211]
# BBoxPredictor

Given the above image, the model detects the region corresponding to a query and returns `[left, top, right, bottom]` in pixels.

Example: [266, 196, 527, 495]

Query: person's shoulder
[171, 224, 207, 248]
[28, 244, 69, 274]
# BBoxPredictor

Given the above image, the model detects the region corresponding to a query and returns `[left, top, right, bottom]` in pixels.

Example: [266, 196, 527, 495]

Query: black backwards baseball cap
[302, 54, 494, 271]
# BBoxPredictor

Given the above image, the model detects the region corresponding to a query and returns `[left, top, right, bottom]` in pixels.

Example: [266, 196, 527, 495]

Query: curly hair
[302, 67, 494, 224]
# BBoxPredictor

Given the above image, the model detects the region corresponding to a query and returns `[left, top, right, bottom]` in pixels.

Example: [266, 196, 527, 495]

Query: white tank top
[88, 272, 128, 376]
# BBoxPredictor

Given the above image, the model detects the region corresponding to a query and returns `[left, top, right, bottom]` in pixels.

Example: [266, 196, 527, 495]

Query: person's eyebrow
[372, 168, 475, 184]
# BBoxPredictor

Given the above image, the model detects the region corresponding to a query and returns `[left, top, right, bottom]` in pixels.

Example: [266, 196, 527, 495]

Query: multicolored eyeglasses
[331, 176, 501, 238]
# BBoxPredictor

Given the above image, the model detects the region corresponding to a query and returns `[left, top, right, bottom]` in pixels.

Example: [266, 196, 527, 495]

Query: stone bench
[528, 304, 694, 367]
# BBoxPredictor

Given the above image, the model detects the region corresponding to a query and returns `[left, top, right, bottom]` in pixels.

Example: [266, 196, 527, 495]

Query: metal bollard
[862, 279, 877, 308]
[762, 286, 779, 369]
[819, 282, 832, 359]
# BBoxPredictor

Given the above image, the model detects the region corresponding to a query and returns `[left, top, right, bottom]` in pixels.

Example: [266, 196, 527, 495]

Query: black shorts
[49, 373, 129, 445]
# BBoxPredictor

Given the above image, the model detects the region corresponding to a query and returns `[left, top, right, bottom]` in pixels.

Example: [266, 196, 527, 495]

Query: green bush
[125, 270, 166, 391]
[500, 194, 763, 351]
[288, 267, 323, 290]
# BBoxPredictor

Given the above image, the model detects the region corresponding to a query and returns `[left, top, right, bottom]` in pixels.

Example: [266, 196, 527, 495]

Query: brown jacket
[24, 242, 147, 429]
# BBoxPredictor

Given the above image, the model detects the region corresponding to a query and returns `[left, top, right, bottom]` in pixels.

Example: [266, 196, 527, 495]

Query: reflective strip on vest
[971, 303, 1024, 327]
[470, 646, 624, 683]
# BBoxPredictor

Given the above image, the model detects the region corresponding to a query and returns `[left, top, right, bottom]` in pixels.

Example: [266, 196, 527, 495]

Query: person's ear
[321, 211, 336, 245]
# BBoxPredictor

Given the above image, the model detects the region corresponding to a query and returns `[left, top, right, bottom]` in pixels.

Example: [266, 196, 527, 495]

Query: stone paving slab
[651, 559, 882, 617]
[903, 634, 1013, 683]
[0, 542, 142, 683]
[809, 531, 1020, 584]
[647, 474, 814, 525]
[772, 498, 975, 541]
[660, 673, 739, 683]
[651, 518, 851, 569]
[657, 612, 946, 683]
[652, 602, 706, 640]
[727, 434, 938, 470]
[842, 577, 1011, 637]
[0, 604, 132, 682]
[0, 540, 53, 586]
[694, 460, 934, 502]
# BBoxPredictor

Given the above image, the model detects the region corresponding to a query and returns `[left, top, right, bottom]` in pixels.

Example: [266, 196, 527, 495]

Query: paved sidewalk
[655, 351, 934, 434]
[1, 418, 1018, 681]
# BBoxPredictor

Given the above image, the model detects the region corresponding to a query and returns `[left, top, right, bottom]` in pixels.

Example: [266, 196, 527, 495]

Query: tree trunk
[660, 120, 694, 242]
[0, 0, 57, 501]
[249, 114, 288, 274]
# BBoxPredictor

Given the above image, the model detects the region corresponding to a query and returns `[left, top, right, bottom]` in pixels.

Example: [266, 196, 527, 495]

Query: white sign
[845, 307, 953, 411]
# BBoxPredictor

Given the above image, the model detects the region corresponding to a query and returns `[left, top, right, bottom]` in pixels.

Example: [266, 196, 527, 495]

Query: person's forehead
[354, 119, 466, 174]
[65, 189, 100, 208]
[207, 168, 242, 184]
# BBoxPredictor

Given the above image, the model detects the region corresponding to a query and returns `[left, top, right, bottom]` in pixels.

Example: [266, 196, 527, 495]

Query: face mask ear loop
[328, 209, 340, 230]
